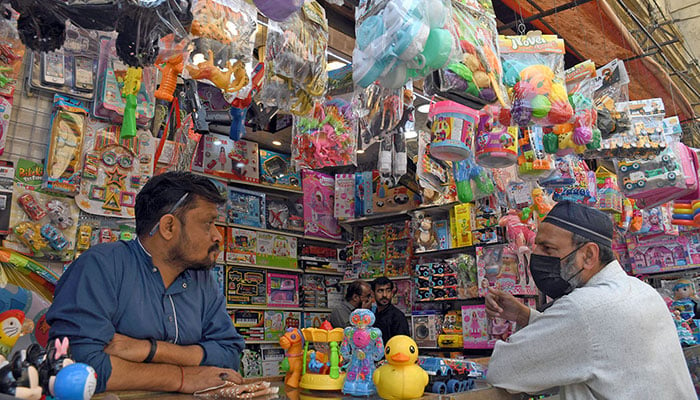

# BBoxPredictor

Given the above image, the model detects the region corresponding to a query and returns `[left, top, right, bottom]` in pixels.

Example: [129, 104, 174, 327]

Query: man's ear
[158, 214, 178, 240]
[581, 242, 600, 270]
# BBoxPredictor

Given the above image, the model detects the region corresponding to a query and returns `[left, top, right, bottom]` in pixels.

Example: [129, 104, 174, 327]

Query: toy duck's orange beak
[391, 352, 410, 363]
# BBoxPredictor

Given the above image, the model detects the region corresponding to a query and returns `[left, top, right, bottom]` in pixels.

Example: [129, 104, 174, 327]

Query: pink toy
[303, 170, 341, 240]
[498, 210, 536, 269]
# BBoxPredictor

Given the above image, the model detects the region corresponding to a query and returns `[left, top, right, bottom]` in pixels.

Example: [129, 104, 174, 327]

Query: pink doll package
[461, 305, 491, 349]
[476, 244, 537, 297]
[334, 173, 355, 220]
[303, 170, 341, 240]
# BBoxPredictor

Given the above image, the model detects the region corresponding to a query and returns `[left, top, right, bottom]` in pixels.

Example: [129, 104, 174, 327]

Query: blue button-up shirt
[47, 239, 244, 393]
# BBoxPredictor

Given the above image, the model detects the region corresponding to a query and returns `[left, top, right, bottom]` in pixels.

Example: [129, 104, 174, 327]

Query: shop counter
[93, 381, 539, 400]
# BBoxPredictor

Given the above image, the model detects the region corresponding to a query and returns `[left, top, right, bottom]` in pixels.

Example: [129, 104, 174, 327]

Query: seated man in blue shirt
[47, 172, 245, 394]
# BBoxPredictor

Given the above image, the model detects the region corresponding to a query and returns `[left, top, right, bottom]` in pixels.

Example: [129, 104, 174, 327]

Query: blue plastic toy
[340, 309, 384, 396]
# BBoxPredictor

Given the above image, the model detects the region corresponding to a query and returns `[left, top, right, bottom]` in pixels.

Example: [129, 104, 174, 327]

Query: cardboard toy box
[372, 177, 422, 214]
[231, 310, 265, 340]
[227, 187, 265, 228]
[267, 273, 299, 307]
[215, 225, 226, 264]
[303, 312, 331, 328]
[259, 149, 300, 189]
[334, 173, 355, 220]
[225, 267, 266, 306]
[412, 312, 440, 348]
[303, 170, 341, 240]
[226, 228, 257, 264]
[452, 203, 475, 247]
[355, 171, 376, 217]
[264, 311, 301, 341]
[201, 135, 259, 183]
[256, 232, 297, 269]
[476, 244, 537, 297]
[461, 305, 491, 349]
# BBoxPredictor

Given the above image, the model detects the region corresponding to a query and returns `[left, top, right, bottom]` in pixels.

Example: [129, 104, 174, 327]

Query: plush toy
[414, 217, 437, 252]
[373, 335, 427, 400]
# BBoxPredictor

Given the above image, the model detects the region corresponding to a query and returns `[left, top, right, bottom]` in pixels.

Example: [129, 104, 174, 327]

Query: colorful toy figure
[279, 328, 304, 388]
[119, 67, 142, 139]
[373, 335, 428, 400]
[340, 309, 384, 396]
[672, 279, 699, 321]
[0, 310, 24, 357]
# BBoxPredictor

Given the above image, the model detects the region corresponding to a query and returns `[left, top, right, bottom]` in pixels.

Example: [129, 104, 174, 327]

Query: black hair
[371, 276, 394, 291]
[345, 280, 370, 301]
[135, 171, 225, 236]
[571, 233, 616, 266]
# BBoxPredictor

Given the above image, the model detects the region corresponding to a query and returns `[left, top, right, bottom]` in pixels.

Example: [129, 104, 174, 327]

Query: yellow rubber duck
[373, 335, 428, 400]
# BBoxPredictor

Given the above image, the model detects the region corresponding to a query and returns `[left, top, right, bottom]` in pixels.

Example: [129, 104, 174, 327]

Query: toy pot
[428, 100, 478, 161]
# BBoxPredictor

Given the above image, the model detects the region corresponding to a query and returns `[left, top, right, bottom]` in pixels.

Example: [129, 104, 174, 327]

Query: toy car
[14, 222, 48, 253]
[40, 224, 69, 251]
[17, 193, 46, 221]
[46, 200, 74, 230]
[622, 172, 647, 191]
[618, 161, 640, 173]
[76, 225, 93, 251]
[99, 228, 113, 243]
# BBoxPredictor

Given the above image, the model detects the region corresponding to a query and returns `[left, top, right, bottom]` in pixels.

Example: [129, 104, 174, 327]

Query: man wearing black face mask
[485, 201, 694, 399]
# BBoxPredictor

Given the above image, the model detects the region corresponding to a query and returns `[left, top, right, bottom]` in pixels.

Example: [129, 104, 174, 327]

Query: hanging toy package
[428, 100, 479, 162]
[379, 85, 413, 177]
[474, 104, 518, 168]
[499, 31, 573, 127]
[43, 95, 88, 195]
[259, 0, 328, 116]
[352, 0, 459, 89]
[517, 126, 553, 180]
[291, 99, 357, 170]
[187, 0, 257, 94]
[425, 0, 507, 106]
[354, 83, 404, 150]
[253, 0, 303, 22]
[588, 58, 633, 157]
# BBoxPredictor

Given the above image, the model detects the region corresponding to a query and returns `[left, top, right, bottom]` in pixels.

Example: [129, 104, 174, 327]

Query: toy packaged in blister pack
[93, 36, 156, 125]
[499, 32, 573, 127]
[258, 0, 328, 115]
[75, 118, 156, 218]
[7, 159, 80, 261]
[43, 95, 88, 196]
[425, 0, 507, 106]
[0, 12, 25, 99]
[353, 0, 459, 89]
[516, 126, 553, 179]
[291, 99, 357, 170]
[303, 170, 341, 240]
[354, 84, 404, 150]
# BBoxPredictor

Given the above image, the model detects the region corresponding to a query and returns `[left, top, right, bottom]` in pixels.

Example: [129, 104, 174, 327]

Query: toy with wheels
[418, 357, 484, 394]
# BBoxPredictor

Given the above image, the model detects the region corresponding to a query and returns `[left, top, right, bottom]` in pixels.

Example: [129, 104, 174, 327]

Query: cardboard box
[412, 312, 440, 348]
[259, 149, 300, 189]
[334, 173, 355, 220]
[202, 135, 259, 183]
[476, 244, 537, 297]
[256, 232, 297, 269]
[461, 305, 491, 349]
[226, 228, 257, 264]
[227, 187, 265, 228]
[303, 170, 341, 240]
[453, 203, 475, 247]
[225, 267, 266, 305]
[267, 273, 299, 307]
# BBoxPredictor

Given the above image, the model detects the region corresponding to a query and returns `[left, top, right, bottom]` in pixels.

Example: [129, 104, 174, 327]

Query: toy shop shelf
[303, 307, 333, 312]
[246, 340, 279, 344]
[635, 264, 700, 279]
[227, 305, 304, 311]
[226, 261, 303, 273]
[299, 256, 343, 263]
[340, 202, 459, 229]
[225, 223, 348, 246]
[415, 245, 477, 258]
[339, 276, 412, 284]
[298, 235, 349, 246]
[192, 171, 303, 195]
[302, 269, 345, 276]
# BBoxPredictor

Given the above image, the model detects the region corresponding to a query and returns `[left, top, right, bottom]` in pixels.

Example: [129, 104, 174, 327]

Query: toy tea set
[353, 0, 458, 89]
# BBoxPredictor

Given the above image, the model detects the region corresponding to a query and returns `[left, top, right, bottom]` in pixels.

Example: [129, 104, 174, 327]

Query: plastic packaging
[499, 32, 573, 127]
[187, 0, 257, 93]
[259, 0, 328, 115]
[425, 0, 507, 106]
[291, 99, 357, 170]
[428, 100, 479, 161]
[353, 0, 459, 89]
[354, 84, 404, 150]
[253, 0, 303, 21]
[474, 105, 518, 168]
[516, 126, 552, 179]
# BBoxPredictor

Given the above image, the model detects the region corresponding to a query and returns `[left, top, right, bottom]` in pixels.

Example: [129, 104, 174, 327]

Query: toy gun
[154, 54, 184, 103]
[120, 66, 142, 139]
[182, 79, 209, 134]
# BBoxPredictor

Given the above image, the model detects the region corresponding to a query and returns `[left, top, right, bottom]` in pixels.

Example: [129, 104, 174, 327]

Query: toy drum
[475, 112, 518, 168]
[428, 100, 478, 161]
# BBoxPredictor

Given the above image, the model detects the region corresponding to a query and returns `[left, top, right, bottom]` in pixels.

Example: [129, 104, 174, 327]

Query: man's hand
[105, 333, 149, 363]
[180, 366, 243, 393]
[485, 288, 531, 328]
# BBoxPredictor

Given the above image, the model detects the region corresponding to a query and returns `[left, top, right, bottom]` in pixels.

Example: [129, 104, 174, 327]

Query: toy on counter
[0, 351, 43, 399]
[299, 324, 345, 391]
[279, 327, 304, 388]
[500, 32, 573, 127]
[418, 357, 483, 394]
[373, 335, 428, 400]
[44, 95, 88, 195]
[340, 309, 384, 396]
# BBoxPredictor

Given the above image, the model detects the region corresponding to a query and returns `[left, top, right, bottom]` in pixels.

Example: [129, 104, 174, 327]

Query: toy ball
[498, 107, 512, 127]
[520, 65, 554, 95]
[573, 126, 593, 145]
[548, 100, 574, 125]
[531, 95, 551, 119]
[53, 363, 97, 400]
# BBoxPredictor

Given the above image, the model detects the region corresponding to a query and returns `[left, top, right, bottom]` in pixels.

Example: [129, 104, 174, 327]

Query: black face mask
[529, 243, 587, 299]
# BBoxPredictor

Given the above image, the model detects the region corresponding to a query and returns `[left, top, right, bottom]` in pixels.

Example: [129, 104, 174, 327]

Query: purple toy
[253, 0, 303, 21]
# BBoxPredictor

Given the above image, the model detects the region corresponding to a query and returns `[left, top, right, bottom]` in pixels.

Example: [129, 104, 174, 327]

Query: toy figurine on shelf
[340, 309, 384, 396]
[120, 66, 142, 139]
[672, 279, 700, 321]
[279, 327, 304, 388]
[0, 351, 42, 400]
[373, 335, 428, 400]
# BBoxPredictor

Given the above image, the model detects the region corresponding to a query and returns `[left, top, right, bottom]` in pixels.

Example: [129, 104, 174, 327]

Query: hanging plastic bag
[354, 83, 404, 150]
[291, 99, 357, 170]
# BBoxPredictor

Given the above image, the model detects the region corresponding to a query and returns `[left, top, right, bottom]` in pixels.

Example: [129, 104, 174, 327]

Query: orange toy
[279, 328, 305, 388]
[154, 54, 184, 102]
[186, 50, 237, 92]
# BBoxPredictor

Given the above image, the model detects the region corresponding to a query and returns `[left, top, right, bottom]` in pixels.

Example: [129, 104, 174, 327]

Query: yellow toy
[373, 335, 428, 400]
[300, 324, 346, 391]
[120, 67, 142, 139]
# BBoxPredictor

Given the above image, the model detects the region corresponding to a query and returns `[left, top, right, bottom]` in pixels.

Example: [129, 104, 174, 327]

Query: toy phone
[73, 56, 94, 92]
[41, 50, 65, 86]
